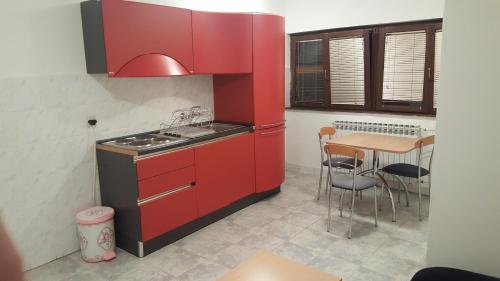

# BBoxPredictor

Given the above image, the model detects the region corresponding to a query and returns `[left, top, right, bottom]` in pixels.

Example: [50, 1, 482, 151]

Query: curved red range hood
[112, 54, 190, 77]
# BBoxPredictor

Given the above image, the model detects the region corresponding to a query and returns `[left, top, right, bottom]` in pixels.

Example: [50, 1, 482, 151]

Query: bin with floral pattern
[76, 206, 116, 262]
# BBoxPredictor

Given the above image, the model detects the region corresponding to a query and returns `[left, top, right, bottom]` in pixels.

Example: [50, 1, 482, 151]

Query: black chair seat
[331, 174, 379, 190]
[411, 267, 500, 281]
[382, 163, 429, 178]
[322, 157, 363, 169]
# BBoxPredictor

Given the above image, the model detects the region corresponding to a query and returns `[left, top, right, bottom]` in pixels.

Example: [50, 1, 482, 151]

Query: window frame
[290, 33, 327, 108]
[325, 29, 372, 111]
[374, 22, 442, 114]
[289, 19, 443, 116]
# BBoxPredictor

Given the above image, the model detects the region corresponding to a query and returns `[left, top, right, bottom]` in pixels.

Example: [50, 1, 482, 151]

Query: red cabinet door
[195, 133, 255, 217]
[192, 11, 252, 74]
[255, 126, 285, 193]
[101, 0, 193, 76]
[252, 14, 285, 129]
[140, 185, 197, 241]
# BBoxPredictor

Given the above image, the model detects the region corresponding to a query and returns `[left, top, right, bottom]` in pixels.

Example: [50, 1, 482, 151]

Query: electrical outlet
[87, 116, 97, 126]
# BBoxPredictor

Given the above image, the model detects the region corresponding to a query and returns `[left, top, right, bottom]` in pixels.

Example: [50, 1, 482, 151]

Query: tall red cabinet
[214, 14, 285, 193]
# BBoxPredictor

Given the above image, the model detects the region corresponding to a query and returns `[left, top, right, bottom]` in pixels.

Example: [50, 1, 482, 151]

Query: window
[290, 19, 442, 115]
[328, 30, 370, 109]
[294, 37, 325, 106]
[434, 30, 442, 109]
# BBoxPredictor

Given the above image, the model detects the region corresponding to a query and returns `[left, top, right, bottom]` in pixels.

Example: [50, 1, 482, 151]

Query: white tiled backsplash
[0, 73, 213, 270]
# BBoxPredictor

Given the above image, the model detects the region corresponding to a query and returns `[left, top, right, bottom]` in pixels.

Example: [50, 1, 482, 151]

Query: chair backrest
[324, 143, 365, 160]
[318, 127, 336, 163]
[324, 143, 364, 179]
[415, 135, 435, 148]
[415, 135, 435, 172]
[318, 127, 336, 140]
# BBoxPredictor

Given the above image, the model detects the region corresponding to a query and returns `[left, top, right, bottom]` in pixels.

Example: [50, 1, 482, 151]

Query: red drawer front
[255, 126, 285, 193]
[140, 186, 197, 241]
[136, 149, 194, 180]
[138, 166, 195, 200]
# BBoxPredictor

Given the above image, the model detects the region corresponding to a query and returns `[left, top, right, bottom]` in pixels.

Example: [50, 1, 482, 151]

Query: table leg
[372, 151, 396, 222]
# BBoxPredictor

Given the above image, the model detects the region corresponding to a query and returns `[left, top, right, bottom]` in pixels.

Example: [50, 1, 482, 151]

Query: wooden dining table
[217, 250, 342, 281]
[327, 132, 434, 222]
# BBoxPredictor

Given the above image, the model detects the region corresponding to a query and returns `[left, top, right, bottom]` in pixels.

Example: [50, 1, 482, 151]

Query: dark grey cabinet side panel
[97, 150, 140, 256]
[80, 0, 107, 73]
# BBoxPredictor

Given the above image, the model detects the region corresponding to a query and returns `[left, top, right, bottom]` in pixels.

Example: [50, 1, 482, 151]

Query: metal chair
[381, 135, 434, 221]
[412, 267, 500, 281]
[317, 127, 363, 200]
[324, 144, 379, 239]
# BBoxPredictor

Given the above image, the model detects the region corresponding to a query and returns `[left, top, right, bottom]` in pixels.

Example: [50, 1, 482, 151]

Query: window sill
[285, 106, 436, 119]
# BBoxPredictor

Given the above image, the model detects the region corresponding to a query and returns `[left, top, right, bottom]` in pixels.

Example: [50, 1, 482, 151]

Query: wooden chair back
[318, 127, 336, 140]
[324, 143, 365, 160]
[415, 135, 435, 148]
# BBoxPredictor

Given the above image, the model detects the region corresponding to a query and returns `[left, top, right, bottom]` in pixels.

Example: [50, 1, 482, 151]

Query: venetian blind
[382, 30, 426, 104]
[295, 39, 324, 103]
[434, 30, 442, 109]
[329, 36, 365, 105]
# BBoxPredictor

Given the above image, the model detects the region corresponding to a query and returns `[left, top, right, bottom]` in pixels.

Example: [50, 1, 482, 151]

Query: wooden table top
[217, 251, 342, 281]
[327, 133, 430, 153]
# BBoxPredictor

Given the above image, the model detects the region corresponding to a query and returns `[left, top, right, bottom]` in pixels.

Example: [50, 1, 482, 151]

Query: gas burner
[162, 132, 182, 138]
[128, 140, 152, 147]
[134, 134, 156, 140]
[114, 138, 134, 144]
[151, 136, 171, 143]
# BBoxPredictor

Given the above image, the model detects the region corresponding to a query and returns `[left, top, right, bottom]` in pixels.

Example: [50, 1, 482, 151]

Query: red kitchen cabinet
[252, 14, 285, 129]
[195, 133, 255, 217]
[212, 14, 285, 128]
[136, 148, 194, 180]
[255, 126, 285, 193]
[213, 74, 254, 124]
[137, 166, 195, 200]
[140, 185, 197, 241]
[101, 0, 193, 76]
[192, 11, 252, 74]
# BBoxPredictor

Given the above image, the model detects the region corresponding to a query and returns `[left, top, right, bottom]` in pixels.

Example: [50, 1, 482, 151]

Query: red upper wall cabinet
[252, 14, 285, 129]
[100, 0, 193, 77]
[192, 11, 252, 74]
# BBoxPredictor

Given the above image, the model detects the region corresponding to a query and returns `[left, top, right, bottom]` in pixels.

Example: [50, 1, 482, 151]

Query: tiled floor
[25, 170, 429, 281]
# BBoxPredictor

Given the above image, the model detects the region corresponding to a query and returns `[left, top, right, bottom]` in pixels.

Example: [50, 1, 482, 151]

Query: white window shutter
[434, 30, 442, 109]
[382, 30, 427, 104]
[329, 36, 365, 105]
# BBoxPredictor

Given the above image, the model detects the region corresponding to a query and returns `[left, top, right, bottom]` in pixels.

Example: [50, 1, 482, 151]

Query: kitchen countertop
[96, 121, 254, 156]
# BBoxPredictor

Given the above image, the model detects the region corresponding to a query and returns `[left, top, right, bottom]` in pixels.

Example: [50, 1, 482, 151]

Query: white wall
[286, 109, 436, 170]
[133, 0, 284, 14]
[284, 0, 444, 34]
[426, 0, 500, 277]
[0, 0, 282, 271]
[283, 0, 444, 171]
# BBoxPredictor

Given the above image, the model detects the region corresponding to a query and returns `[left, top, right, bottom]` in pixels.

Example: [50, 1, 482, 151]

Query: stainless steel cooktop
[102, 122, 248, 151]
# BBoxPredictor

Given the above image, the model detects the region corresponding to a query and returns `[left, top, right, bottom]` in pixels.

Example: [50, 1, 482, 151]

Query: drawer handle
[137, 183, 195, 206]
[261, 121, 286, 128]
[259, 127, 286, 136]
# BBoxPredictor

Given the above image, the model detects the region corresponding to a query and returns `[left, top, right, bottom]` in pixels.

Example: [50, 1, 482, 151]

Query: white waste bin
[76, 206, 116, 263]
